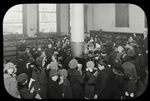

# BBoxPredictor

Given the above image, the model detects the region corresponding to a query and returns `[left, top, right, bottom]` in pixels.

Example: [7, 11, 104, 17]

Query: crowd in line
[3, 31, 148, 99]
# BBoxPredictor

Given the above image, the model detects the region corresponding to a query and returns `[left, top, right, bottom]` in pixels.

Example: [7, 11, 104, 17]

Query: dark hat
[86, 61, 94, 69]
[127, 49, 135, 56]
[69, 59, 78, 69]
[35, 57, 42, 66]
[59, 69, 68, 77]
[99, 59, 107, 66]
[49, 69, 59, 78]
[17, 73, 28, 84]
[122, 62, 135, 69]
[18, 53, 25, 60]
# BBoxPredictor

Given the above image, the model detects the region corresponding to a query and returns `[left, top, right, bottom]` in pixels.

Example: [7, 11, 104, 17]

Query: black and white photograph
[3, 3, 148, 99]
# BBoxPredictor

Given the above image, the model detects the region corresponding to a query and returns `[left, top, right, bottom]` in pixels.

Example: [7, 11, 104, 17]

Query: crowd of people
[3, 31, 148, 99]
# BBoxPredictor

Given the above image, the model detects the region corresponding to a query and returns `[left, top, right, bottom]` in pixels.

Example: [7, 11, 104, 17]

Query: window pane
[39, 13, 56, 22]
[8, 4, 22, 12]
[3, 24, 23, 34]
[115, 4, 129, 27]
[39, 23, 56, 32]
[3, 12, 22, 23]
[39, 4, 56, 12]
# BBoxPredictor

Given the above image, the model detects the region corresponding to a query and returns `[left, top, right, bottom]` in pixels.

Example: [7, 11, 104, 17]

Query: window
[115, 4, 129, 27]
[3, 4, 23, 35]
[39, 4, 57, 33]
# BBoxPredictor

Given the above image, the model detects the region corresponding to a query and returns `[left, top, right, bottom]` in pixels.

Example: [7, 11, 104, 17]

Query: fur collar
[112, 68, 124, 76]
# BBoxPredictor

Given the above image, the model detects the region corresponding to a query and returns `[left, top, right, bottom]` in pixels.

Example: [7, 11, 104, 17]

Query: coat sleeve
[66, 79, 73, 99]
[95, 73, 107, 96]
[19, 89, 35, 99]
[87, 75, 96, 85]
[75, 75, 84, 84]
[32, 71, 39, 94]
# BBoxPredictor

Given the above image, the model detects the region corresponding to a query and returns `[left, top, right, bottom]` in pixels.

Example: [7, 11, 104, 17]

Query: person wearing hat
[58, 69, 73, 99]
[68, 59, 84, 99]
[121, 62, 138, 98]
[45, 42, 54, 67]
[94, 59, 112, 99]
[32, 60, 47, 99]
[19, 39, 26, 52]
[108, 45, 118, 66]
[47, 69, 64, 99]
[16, 53, 28, 76]
[4, 62, 19, 98]
[82, 61, 98, 99]
[17, 73, 36, 99]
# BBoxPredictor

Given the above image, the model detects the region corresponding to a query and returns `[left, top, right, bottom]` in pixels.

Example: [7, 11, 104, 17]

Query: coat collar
[112, 68, 124, 76]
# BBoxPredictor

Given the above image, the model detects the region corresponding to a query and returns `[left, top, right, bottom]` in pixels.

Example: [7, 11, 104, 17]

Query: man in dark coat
[45, 42, 54, 67]
[94, 59, 112, 99]
[68, 59, 84, 99]
[108, 46, 118, 66]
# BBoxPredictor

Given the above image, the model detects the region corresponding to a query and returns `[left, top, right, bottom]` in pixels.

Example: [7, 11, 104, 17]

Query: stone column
[71, 4, 84, 58]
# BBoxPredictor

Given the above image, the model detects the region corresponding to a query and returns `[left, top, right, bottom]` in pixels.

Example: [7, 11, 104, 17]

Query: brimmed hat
[125, 44, 134, 50]
[69, 59, 78, 69]
[86, 61, 94, 69]
[49, 62, 58, 70]
[17, 73, 28, 84]
[4, 62, 16, 72]
[122, 62, 135, 69]
[59, 69, 68, 77]
[49, 69, 59, 78]
[127, 49, 135, 57]
[99, 59, 107, 66]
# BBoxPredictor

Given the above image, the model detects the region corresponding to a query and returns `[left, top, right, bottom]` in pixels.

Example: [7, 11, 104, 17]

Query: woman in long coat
[122, 61, 138, 97]
[4, 62, 19, 98]
[68, 59, 84, 99]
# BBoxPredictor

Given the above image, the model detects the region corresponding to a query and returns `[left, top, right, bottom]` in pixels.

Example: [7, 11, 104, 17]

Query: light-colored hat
[59, 69, 68, 77]
[3, 62, 16, 72]
[117, 46, 124, 53]
[49, 62, 58, 70]
[69, 59, 78, 69]
[86, 61, 94, 69]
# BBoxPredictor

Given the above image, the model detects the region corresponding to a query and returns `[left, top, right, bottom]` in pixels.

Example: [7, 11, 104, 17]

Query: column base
[71, 42, 84, 58]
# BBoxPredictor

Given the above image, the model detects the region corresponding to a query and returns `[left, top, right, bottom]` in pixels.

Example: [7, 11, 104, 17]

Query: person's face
[52, 75, 59, 81]
[38, 47, 41, 51]
[7, 68, 14, 75]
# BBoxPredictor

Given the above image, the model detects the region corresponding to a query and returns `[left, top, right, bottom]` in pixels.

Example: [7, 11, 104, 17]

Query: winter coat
[32, 67, 47, 99]
[95, 67, 112, 99]
[62, 55, 73, 70]
[82, 70, 97, 99]
[16, 59, 27, 76]
[136, 54, 147, 80]
[110, 68, 125, 99]
[47, 78, 63, 99]
[19, 86, 35, 99]
[60, 78, 73, 99]
[45, 48, 54, 63]
[19, 43, 26, 52]
[122, 62, 138, 93]
[4, 74, 19, 98]
[68, 68, 84, 99]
